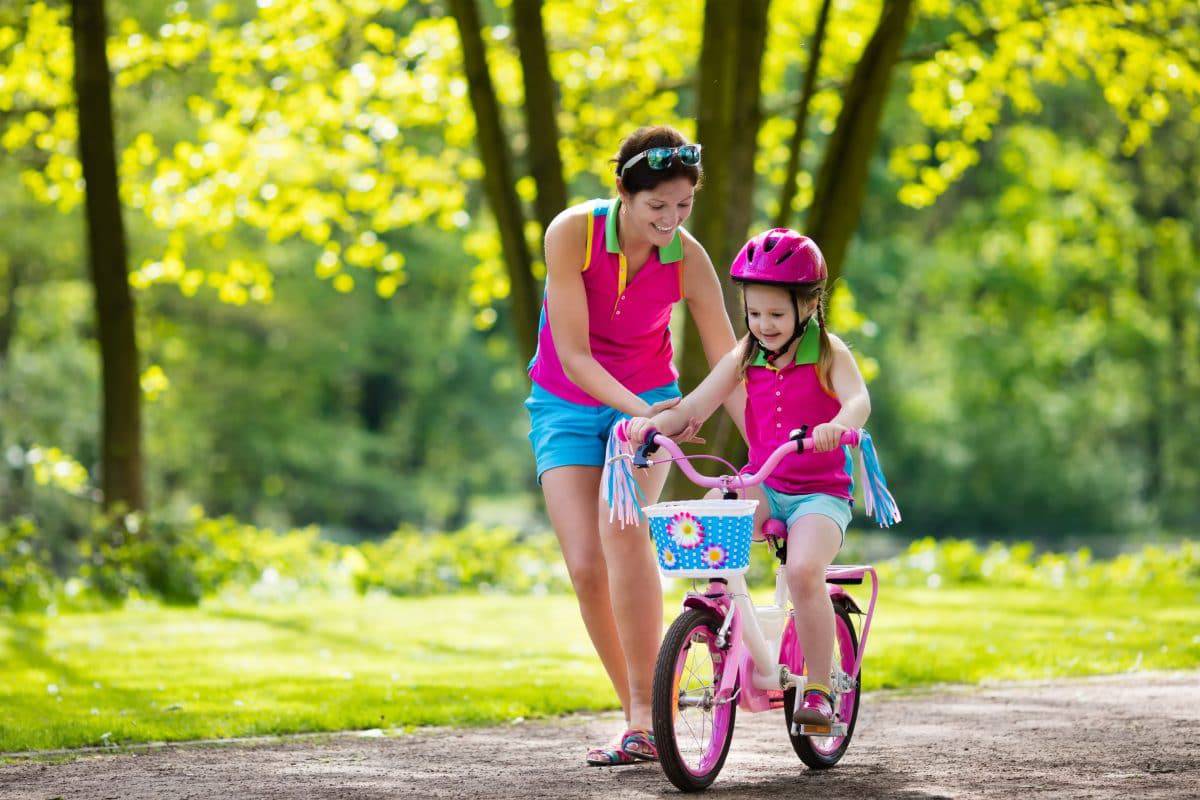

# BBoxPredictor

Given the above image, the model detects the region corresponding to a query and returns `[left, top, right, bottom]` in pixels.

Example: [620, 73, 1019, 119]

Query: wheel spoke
[683, 653, 708, 691]
[675, 627, 717, 766]
[679, 703, 703, 753]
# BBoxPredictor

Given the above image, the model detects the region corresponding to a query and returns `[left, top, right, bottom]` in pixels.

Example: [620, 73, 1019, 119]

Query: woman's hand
[626, 398, 704, 446]
[811, 422, 850, 453]
[644, 396, 683, 418]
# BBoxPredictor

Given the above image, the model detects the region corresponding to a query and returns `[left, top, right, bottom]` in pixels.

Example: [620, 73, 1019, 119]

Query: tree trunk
[670, 0, 770, 496]
[71, 0, 144, 511]
[687, 0, 739, 299]
[448, 0, 539, 366]
[775, 0, 833, 229]
[0, 263, 19, 516]
[724, 0, 771, 253]
[0, 263, 19, 368]
[511, 0, 567, 237]
[805, 0, 916, 288]
[682, 0, 772, 366]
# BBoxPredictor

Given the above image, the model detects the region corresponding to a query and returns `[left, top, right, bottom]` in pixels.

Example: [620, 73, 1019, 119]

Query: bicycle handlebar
[623, 424, 862, 493]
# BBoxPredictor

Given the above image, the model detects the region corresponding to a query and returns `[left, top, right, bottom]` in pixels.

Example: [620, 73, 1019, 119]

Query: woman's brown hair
[612, 125, 702, 194]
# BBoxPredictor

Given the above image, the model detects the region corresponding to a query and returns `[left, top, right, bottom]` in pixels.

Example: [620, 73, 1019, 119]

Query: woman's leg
[596, 457, 671, 732]
[784, 514, 842, 689]
[541, 465, 632, 720]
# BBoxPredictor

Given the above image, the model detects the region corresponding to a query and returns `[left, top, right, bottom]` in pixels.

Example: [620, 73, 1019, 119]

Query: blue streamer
[858, 430, 901, 528]
[601, 424, 647, 527]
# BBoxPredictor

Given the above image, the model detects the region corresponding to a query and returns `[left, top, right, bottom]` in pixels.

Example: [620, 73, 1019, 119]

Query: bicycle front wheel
[652, 607, 737, 792]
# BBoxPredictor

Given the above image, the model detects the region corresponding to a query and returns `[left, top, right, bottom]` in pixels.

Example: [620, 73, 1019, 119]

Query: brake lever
[632, 429, 661, 468]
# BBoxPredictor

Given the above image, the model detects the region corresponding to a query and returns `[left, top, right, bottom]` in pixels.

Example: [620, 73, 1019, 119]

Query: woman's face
[618, 176, 696, 248]
[744, 283, 816, 351]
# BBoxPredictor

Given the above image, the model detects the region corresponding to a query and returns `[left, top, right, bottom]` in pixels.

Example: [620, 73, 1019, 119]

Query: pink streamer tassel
[601, 421, 647, 528]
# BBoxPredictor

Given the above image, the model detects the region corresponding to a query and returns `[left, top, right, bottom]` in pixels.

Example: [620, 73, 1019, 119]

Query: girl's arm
[544, 207, 670, 417]
[629, 344, 744, 444]
[812, 333, 872, 452]
[680, 231, 748, 438]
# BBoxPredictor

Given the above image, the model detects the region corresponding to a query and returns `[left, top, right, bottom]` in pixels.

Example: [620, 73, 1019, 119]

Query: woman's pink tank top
[528, 199, 684, 406]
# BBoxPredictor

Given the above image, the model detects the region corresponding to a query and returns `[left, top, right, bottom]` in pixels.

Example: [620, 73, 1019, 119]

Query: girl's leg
[541, 466, 632, 720]
[596, 457, 671, 732]
[784, 514, 842, 689]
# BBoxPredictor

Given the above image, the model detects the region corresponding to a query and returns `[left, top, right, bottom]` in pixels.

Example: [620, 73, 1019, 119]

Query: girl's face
[744, 283, 816, 351]
[618, 176, 696, 248]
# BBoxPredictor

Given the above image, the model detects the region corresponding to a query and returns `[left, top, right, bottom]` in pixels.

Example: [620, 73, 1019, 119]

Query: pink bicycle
[606, 424, 895, 792]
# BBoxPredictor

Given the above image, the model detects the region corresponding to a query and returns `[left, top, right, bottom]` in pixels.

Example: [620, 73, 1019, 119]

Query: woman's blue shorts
[525, 381, 682, 484]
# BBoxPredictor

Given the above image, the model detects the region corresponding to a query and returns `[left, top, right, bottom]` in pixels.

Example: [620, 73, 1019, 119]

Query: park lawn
[2, 583, 1197, 752]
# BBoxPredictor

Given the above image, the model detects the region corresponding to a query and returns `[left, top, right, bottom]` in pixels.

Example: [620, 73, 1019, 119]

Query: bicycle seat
[759, 518, 787, 542]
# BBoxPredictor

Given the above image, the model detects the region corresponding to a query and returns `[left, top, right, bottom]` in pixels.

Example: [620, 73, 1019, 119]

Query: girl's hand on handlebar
[811, 422, 850, 453]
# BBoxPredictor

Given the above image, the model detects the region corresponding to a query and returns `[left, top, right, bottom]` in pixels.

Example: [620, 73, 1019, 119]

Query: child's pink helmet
[729, 228, 827, 286]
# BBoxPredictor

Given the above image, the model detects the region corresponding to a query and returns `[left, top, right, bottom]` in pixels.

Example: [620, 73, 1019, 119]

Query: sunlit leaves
[544, 0, 700, 185]
[3, 0, 1197, 314]
[28, 446, 91, 495]
[139, 365, 170, 401]
[895, 0, 1200, 206]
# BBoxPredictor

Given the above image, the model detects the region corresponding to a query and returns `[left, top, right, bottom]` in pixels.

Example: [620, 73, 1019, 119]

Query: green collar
[750, 319, 820, 368]
[605, 198, 684, 264]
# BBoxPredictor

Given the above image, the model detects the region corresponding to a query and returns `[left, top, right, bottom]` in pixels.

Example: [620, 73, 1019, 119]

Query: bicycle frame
[681, 568, 878, 719]
[634, 426, 880, 723]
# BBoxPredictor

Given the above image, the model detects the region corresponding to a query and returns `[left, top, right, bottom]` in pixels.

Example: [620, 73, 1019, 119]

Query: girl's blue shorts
[763, 485, 852, 546]
[525, 381, 682, 484]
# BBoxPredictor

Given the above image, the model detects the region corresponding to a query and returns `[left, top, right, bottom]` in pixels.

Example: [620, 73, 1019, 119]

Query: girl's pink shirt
[743, 325, 853, 499]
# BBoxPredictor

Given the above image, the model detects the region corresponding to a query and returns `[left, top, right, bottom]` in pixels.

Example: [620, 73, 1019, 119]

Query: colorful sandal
[620, 728, 658, 761]
[586, 740, 639, 767]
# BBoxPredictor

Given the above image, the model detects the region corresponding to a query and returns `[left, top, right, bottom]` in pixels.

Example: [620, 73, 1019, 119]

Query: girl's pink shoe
[792, 687, 834, 731]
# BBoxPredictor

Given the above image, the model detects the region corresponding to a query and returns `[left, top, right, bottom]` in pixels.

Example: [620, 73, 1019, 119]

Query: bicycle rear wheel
[782, 601, 860, 769]
[652, 607, 737, 792]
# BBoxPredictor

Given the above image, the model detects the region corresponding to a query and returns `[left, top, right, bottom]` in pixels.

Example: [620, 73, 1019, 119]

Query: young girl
[626, 228, 871, 731]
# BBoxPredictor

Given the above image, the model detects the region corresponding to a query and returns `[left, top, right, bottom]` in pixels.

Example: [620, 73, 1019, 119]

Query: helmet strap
[744, 289, 811, 363]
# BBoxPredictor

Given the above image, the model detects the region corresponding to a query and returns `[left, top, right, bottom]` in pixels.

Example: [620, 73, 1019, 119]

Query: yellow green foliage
[7, 1, 1194, 319]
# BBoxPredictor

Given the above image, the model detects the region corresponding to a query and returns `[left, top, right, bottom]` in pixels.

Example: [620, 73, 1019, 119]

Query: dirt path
[2, 672, 1197, 799]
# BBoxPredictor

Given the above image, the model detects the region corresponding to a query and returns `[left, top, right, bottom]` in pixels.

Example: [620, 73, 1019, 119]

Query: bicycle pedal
[791, 722, 847, 737]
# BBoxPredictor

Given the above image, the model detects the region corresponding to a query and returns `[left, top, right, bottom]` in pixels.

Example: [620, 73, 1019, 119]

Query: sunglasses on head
[619, 144, 702, 177]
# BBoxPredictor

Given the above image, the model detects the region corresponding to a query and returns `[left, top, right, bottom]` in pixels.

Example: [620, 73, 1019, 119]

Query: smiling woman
[523, 125, 745, 767]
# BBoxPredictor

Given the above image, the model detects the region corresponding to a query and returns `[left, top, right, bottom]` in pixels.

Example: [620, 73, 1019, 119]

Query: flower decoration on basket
[701, 544, 728, 569]
[668, 512, 705, 548]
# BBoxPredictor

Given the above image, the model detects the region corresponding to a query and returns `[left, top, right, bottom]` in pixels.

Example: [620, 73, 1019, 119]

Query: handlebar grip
[789, 427, 862, 451]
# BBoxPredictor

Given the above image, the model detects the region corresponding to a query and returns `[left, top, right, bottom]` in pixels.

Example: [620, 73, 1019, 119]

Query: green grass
[2, 583, 1197, 752]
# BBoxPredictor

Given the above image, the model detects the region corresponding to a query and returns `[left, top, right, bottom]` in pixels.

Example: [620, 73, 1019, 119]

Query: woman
[525, 125, 743, 765]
